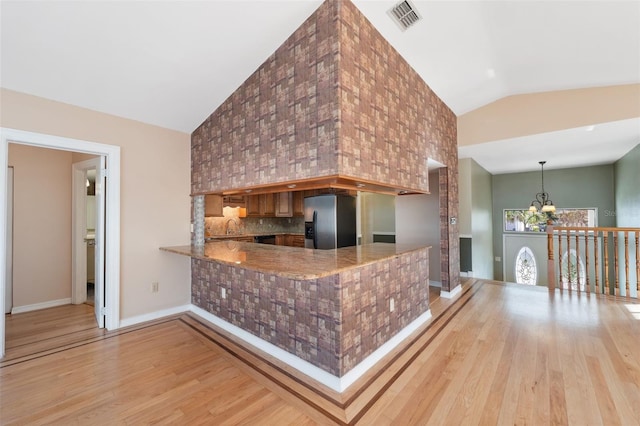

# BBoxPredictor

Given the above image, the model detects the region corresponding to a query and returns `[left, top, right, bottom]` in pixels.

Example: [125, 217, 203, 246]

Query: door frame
[0, 127, 121, 358]
[72, 158, 100, 305]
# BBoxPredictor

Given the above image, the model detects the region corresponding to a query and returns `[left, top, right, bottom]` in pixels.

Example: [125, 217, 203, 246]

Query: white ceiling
[1, 0, 639, 174]
[458, 117, 640, 174]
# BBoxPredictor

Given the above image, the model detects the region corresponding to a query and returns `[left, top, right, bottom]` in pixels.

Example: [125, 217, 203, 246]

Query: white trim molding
[119, 305, 191, 328]
[190, 304, 432, 393]
[440, 285, 462, 299]
[0, 127, 121, 358]
[11, 298, 72, 314]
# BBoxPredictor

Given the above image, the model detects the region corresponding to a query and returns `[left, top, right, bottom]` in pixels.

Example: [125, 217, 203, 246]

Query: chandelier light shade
[529, 161, 556, 213]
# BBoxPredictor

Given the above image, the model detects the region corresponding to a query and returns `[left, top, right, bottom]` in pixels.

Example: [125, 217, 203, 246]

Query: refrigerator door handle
[313, 210, 318, 249]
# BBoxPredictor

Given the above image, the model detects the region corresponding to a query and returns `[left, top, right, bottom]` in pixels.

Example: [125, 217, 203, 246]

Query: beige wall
[1, 88, 191, 321]
[8, 144, 73, 307]
[458, 84, 640, 146]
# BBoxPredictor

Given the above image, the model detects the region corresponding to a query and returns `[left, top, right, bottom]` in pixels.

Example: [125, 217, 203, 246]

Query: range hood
[223, 195, 246, 208]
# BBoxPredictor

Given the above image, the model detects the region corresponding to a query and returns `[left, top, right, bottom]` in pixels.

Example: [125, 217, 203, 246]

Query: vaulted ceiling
[1, 0, 639, 173]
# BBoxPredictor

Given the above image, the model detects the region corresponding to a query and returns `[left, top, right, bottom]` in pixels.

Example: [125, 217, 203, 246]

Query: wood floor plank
[3, 280, 640, 425]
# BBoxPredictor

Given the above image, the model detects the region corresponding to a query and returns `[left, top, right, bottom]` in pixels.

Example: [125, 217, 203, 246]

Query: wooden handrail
[554, 226, 640, 233]
[547, 226, 640, 298]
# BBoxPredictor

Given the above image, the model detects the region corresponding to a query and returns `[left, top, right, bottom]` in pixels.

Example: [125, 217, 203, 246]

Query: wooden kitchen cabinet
[246, 195, 261, 217]
[292, 191, 304, 217]
[204, 194, 223, 217]
[275, 234, 305, 248]
[262, 193, 276, 216]
[275, 192, 293, 217]
[246, 193, 276, 217]
[291, 235, 305, 247]
[223, 195, 246, 207]
[231, 236, 254, 243]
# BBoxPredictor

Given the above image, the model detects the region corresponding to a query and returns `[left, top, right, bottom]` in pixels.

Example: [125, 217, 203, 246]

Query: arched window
[515, 246, 537, 286]
[561, 249, 586, 291]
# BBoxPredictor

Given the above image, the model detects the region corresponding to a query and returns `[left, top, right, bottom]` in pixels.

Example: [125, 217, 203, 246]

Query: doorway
[0, 127, 121, 358]
[72, 158, 101, 308]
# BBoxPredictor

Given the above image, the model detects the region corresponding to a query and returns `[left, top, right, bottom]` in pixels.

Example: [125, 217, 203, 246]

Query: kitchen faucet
[225, 218, 239, 235]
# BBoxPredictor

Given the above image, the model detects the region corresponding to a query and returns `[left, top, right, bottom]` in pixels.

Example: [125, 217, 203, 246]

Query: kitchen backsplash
[205, 207, 304, 236]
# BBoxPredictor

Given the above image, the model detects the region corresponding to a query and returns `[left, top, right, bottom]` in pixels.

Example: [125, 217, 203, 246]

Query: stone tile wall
[191, 246, 429, 377]
[191, 1, 341, 195]
[338, 1, 459, 291]
[191, 0, 459, 290]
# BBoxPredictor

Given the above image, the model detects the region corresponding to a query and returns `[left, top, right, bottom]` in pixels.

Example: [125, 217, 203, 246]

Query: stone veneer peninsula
[162, 241, 430, 379]
[164, 0, 460, 389]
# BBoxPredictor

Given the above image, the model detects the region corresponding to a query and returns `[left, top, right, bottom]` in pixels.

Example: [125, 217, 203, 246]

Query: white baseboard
[190, 304, 432, 393]
[440, 285, 462, 299]
[11, 298, 71, 314]
[460, 271, 473, 277]
[119, 304, 190, 328]
[429, 280, 442, 288]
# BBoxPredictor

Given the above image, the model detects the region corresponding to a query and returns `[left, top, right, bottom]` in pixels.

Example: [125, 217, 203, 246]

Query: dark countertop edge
[160, 242, 430, 280]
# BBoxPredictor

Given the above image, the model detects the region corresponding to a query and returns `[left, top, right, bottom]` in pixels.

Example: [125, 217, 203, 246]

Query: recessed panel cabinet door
[275, 192, 293, 217]
[246, 195, 261, 217]
[204, 194, 223, 217]
[292, 191, 304, 216]
[262, 193, 276, 216]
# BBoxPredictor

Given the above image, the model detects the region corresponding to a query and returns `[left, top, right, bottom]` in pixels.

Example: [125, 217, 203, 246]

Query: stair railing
[547, 226, 640, 298]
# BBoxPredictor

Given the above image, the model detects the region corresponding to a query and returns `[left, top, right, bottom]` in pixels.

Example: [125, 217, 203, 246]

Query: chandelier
[529, 161, 556, 213]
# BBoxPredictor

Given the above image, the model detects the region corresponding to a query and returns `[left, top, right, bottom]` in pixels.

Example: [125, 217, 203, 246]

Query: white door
[4, 167, 13, 314]
[94, 156, 106, 328]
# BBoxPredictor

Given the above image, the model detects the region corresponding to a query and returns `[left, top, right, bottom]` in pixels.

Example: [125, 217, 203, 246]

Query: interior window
[504, 208, 597, 233]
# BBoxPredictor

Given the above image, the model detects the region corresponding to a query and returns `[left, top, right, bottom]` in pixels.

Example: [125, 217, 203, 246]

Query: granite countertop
[205, 232, 304, 241]
[160, 242, 430, 280]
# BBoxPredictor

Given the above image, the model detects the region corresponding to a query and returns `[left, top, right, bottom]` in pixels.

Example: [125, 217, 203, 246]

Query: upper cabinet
[246, 195, 261, 217]
[292, 191, 304, 217]
[245, 191, 306, 218]
[246, 193, 276, 217]
[275, 192, 293, 217]
[204, 194, 223, 217]
[262, 193, 276, 216]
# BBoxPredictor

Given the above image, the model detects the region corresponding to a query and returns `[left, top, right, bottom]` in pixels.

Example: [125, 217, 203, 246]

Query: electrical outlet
[151, 282, 159, 293]
[390, 297, 395, 312]
[221, 287, 226, 299]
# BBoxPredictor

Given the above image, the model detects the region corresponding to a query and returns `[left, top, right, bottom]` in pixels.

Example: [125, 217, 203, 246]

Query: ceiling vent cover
[389, 0, 422, 31]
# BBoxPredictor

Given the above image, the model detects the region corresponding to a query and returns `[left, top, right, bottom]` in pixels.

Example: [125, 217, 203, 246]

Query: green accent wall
[615, 144, 640, 227]
[458, 158, 494, 279]
[492, 164, 616, 281]
[614, 144, 640, 294]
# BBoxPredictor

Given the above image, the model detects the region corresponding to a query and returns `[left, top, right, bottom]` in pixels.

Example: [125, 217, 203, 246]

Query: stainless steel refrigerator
[304, 194, 357, 249]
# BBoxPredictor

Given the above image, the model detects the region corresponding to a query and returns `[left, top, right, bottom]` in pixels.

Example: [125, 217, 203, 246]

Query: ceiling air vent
[389, 0, 422, 31]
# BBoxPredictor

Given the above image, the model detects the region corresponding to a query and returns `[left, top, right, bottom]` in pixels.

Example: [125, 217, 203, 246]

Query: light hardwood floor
[2, 280, 639, 425]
